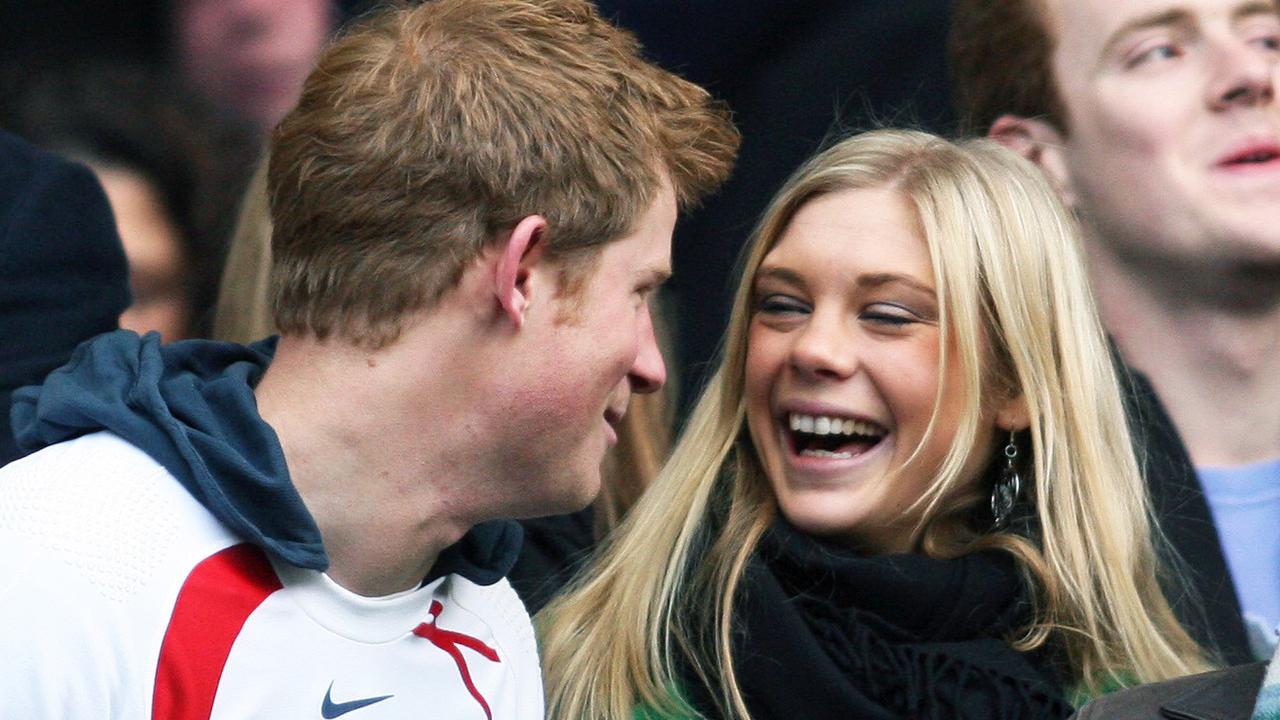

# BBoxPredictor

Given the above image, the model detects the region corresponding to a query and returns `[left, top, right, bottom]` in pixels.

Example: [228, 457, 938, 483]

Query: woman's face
[96, 168, 190, 342]
[744, 186, 1000, 554]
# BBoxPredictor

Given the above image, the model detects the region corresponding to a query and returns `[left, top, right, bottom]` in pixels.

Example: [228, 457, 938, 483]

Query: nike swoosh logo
[321, 681, 394, 718]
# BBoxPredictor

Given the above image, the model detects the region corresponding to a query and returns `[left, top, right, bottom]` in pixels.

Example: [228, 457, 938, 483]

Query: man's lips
[1215, 141, 1280, 169]
[603, 407, 626, 446]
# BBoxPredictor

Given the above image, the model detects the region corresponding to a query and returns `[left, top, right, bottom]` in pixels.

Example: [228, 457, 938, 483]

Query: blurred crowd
[0, 0, 954, 353]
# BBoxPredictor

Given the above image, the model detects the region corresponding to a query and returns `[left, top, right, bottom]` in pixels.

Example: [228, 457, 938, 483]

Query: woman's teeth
[788, 413, 884, 438]
[786, 412, 886, 459]
[803, 448, 854, 459]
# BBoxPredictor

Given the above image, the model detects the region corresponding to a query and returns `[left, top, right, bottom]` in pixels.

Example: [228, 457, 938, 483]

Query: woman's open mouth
[784, 412, 886, 460]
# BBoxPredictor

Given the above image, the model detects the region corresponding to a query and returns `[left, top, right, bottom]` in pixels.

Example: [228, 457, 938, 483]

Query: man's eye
[1250, 33, 1280, 52]
[1127, 43, 1181, 68]
[1241, 15, 1280, 51]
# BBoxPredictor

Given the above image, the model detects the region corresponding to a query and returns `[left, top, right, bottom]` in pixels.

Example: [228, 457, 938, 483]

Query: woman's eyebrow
[856, 272, 935, 295]
[754, 265, 804, 285]
[755, 267, 935, 295]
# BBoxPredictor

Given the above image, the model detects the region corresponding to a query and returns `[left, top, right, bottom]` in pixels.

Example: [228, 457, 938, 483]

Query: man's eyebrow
[641, 266, 672, 286]
[1233, 0, 1280, 23]
[1099, 2, 1279, 61]
[1099, 8, 1192, 60]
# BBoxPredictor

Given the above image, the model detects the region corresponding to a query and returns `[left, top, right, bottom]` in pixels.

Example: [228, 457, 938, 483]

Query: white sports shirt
[0, 432, 544, 719]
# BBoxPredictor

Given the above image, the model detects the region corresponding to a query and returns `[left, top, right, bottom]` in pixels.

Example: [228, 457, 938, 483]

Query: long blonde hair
[214, 158, 275, 345]
[539, 129, 1208, 719]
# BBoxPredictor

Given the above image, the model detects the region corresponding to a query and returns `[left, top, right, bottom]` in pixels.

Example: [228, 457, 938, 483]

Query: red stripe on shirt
[152, 544, 283, 720]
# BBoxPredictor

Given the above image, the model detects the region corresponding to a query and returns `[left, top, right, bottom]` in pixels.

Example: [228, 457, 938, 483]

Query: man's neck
[253, 338, 473, 597]
[1087, 241, 1280, 467]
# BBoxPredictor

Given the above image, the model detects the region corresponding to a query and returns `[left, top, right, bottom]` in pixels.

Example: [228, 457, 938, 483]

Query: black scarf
[683, 520, 1073, 720]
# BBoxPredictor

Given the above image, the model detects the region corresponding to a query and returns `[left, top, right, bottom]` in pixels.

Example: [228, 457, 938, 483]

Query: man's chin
[559, 472, 604, 515]
[516, 471, 602, 520]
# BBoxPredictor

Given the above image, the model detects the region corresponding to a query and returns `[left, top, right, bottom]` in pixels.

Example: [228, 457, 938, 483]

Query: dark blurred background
[0, 0, 955, 411]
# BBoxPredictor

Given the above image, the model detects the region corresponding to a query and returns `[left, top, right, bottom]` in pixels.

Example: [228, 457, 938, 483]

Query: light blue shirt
[1199, 458, 1280, 660]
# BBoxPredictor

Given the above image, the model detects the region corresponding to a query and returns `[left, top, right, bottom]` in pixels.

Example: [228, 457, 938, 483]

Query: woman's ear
[995, 393, 1031, 433]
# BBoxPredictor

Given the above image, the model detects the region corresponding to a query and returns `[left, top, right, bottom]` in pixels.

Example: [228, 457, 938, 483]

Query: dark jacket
[0, 128, 129, 466]
[1121, 368, 1252, 664]
[511, 506, 596, 613]
[1072, 662, 1266, 720]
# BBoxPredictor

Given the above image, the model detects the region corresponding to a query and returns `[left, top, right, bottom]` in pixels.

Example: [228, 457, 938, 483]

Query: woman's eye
[755, 293, 809, 316]
[860, 304, 918, 327]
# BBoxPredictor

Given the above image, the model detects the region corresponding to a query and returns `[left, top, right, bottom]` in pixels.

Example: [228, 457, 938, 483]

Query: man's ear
[989, 114, 1079, 208]
[493, 214, 549, 329]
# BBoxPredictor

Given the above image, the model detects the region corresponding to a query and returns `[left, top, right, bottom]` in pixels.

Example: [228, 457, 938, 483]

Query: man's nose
[1208, 36, 1276, 111]
[628, 306, 666, 394]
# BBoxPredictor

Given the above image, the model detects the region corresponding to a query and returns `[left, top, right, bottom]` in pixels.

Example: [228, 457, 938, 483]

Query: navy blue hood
[10, 330, 521, 585]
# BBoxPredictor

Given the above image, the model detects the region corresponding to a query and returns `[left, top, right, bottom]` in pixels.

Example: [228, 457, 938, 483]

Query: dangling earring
[990, 430, 1022, 529]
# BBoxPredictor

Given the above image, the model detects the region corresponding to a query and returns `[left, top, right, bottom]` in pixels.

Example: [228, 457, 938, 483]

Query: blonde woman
[540, 129, 1209, 719]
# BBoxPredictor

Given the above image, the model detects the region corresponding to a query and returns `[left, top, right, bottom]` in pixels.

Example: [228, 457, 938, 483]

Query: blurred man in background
[952, 0, 1280, 662]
